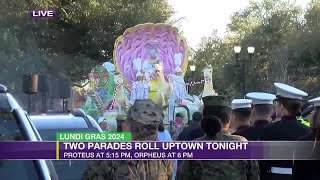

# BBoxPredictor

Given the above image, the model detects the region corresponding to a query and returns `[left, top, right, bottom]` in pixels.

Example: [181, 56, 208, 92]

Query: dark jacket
[232, 120, 269, 140]
[176, 121, 204, 141]
[260, 115, 311, 180]
[292, 131, 320, 180]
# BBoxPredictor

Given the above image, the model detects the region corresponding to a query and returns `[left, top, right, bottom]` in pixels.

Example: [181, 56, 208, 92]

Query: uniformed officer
[83, 99, 174, 180]
[260, 83, 311, 180]
[231, 99, 252, 134]
[179, 95, 260, 180]
[295, 102, 309, 126]
[293, 97, 320, 180]
[233, 92, 276, 140]
[296, 103, 313, 127]
[297, 116, 310, 127]
[301, 104, 314, 121]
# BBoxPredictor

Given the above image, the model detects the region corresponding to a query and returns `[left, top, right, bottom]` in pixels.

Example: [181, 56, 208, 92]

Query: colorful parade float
[77, 23, 217, 131]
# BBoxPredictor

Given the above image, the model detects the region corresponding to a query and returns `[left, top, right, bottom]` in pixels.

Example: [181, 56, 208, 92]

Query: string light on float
[109, 84, 120, 110]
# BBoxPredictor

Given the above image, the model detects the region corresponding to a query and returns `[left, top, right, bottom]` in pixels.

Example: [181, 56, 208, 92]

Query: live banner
[0, 141, 319, 160]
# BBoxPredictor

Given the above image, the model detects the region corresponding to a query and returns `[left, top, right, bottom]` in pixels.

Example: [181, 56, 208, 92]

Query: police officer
[233, 92, 276, 140]
[231, 99, 252, 134]
[179, 95, 260, 180]
[260, 83, 311, 180]
[293, 97, 320, 180]
[83, 99, 174, 180]
[297, 115, 310, 127]
[297, 103, 312, 127]
[301, 104, 314, 121]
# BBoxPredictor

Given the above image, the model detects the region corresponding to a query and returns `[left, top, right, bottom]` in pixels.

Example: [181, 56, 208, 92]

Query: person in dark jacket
[293, 97, 320, 180]
[233, 92, 276, 140]
[176, 111, 203, 141]
[300, 104, 314, 125]
[260, 83, 311, 180]
[230, 99, 252, 134]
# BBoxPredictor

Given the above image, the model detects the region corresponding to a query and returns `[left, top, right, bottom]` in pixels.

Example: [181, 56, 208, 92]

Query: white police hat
[246, 92, 276, 105]
[231, 99, 252, 110]
[309, 97, 320, 107]
[274, 82, 308, 100]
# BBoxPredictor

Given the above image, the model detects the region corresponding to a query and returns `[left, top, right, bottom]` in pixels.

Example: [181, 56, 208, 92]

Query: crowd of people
[90, 82, 320, 180]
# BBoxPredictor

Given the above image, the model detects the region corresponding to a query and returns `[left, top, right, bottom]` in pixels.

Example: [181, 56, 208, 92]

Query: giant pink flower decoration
[113, 23, 188, 85]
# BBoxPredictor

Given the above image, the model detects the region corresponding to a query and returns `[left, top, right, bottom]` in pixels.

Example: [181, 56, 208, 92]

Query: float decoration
[113, 23, 188, 84]
[81, 23, 219, 131]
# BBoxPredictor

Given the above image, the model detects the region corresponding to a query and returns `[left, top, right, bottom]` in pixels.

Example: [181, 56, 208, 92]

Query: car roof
[30, 114, 89, 129]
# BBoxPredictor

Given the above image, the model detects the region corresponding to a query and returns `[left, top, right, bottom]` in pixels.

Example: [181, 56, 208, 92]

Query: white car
[29, 108, 102, 180]
[0, 84, 59, 180]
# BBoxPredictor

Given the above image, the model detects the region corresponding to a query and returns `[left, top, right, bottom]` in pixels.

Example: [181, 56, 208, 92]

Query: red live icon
[30, 10, 56, 18]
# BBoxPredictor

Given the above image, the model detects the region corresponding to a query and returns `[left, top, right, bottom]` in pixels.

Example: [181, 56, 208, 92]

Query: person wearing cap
[301, 105, 314, 123]
[97, 117, 108, 132]
[297, 102, 312, 127]
[292, 97, 320, 180]
[170, 53, 188, 101]
[260, 83, 311, 180]
[130, 58, 150, 105]
[233, 92, 276, 140]
[179, 96, 260, 180]
[129, 73, 150, 105]
[83, 99, 174, 179]
[230, 99, 252, 134]
[142, 48, 160, 81]
[176, 111, 204, 141]
[171, 113, 186, 140]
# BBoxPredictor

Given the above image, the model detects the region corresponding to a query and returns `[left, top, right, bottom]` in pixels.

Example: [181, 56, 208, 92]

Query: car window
[0, 106, 40, 179]
[37, 128, 99, 180]
[30, 116, 89, 129]
[37, 128, 100, 141]
[0, 110, 25, 141]
[11, 95, 26, 109]
[0, 160, 40, 180]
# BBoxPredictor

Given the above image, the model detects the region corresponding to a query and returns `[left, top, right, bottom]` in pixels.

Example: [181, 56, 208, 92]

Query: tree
[194, 0, 308, 97]
[192, 30, 234, 95]
[0, 0, 173, 91]
[304, 0, 320, 31]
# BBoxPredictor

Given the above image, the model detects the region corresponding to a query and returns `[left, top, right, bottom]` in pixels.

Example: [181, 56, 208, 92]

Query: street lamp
[247, 47, 255, 54]
[190, 65, 196, 72]
[234, 46, 241, 54]
[233, 46, 255, 97]
[248, 47, 255, 61]
[234, 46, 241, 62]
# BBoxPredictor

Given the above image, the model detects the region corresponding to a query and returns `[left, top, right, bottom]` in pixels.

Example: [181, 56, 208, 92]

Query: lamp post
[188, 64, 196, 93]
[233, 46, 255, 97]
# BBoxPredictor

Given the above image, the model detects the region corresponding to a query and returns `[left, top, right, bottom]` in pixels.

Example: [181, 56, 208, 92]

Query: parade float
[79, 23, 217, 131]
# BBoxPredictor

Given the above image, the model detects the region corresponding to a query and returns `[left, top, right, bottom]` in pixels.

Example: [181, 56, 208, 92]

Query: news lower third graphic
[56, 132, 132, 142]
[0, 132, 319, 160]
[30, 10, 56, 18]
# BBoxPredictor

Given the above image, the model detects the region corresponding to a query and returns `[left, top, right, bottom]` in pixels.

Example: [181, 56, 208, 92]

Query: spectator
[97, 117, 108, 132]
[176, 111, 203, 141]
